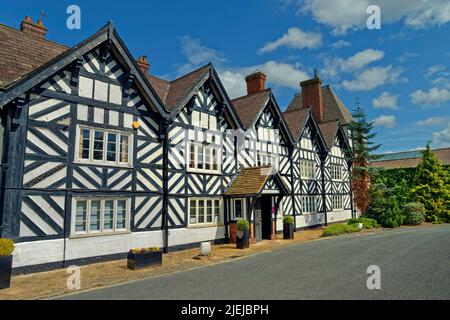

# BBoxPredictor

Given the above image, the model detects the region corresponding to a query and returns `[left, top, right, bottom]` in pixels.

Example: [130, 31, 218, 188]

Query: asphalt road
[60, 225, 450, 300]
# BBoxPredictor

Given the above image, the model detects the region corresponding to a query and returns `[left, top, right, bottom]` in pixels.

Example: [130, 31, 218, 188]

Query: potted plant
[0, 238, 14, 290]
[236, 219, 250, 249]
[283, 216, 295, 239]
[127, 246, 162, 270]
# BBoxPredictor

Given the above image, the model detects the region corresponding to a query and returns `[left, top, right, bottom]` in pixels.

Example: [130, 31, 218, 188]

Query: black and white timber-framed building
[0, 17, 355, 272]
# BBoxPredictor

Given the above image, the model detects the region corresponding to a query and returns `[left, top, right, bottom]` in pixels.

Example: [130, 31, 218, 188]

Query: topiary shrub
[322, 224, 360, 237]
[237, 219, 250, 231]
[283, 215, 294, 225]
[379, 196, 404, 228]
[0, 238, 14, 256]
[403, 202, 426, 225]
[348, 217, 379, 229]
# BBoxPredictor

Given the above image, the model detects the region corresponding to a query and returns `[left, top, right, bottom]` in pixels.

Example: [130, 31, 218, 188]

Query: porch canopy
[224, 165, 290, 198]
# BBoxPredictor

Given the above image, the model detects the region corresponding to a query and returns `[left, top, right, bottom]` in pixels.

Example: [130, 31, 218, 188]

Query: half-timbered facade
[0, 18, 354, 272]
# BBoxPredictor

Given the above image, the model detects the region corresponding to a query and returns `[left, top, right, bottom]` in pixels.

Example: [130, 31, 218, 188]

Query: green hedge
[322, 224, 361, 237]
[348, 217, 379, 229]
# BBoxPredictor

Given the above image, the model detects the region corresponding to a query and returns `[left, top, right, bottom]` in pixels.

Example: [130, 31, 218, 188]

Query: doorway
[261, 196, 272, 240]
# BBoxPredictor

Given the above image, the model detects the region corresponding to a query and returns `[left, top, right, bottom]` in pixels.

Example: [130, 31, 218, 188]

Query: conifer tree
[349, 102, 381, 214]
[411, 142, 450, 222]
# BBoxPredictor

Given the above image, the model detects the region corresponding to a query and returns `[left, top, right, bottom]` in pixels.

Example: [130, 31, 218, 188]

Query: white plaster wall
[168, 226, 226, 247]
[327, 210, 352, 223]
[13, 227, 226, 268]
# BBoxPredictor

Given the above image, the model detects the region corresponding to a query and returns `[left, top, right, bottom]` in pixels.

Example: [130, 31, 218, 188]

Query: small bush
[283, 216, 294, 225]
[403, 202, 426, 225]
[130, 247, 160, 254]
[348, 218, 379, 229]
[237, 219, 250, 231]
[322, 224, 360, 237]
[0, 238, 14, 256]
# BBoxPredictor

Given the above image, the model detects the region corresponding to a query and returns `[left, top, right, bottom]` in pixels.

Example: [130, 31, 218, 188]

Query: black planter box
[0, 255, 13, 290]
[127, 250, 162, 270]
[283, 223, 294, 239]
[236, 230, 250, 249]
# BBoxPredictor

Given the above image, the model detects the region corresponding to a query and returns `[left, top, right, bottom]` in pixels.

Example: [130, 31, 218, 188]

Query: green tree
[411, 142, 449, 222]
[349, 102, 381, 213]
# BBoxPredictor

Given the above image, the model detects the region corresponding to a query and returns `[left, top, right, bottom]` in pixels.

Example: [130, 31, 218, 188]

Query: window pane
[214, 200, 220, 223]
[90, 200, 101, 231]
[79, 129, 90, 159]
[190, 200, 197, 224]
[205, 147, 211, 170]
[116, 200, 126, 229]
[107, 133, 117, 162]
[75, 201, 87, 232]
[119, 135, 129, 163]
[198, 200, 205, 223]
[206, 200, 213, 223]
[104, 200, 114, 230]
[189, 142, 195, 168]
[212, 148, 218, 171]
[235, 199, 242, 218]
[93, 131, 104, 160]
[197, 145, 203, 169]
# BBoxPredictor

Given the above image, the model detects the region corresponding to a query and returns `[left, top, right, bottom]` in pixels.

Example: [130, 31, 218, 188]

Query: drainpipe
[161, 118, 170, 253]
[348, 160, 355, 219]
[320, 151, 328, 227]
[288, 145, 296, 230]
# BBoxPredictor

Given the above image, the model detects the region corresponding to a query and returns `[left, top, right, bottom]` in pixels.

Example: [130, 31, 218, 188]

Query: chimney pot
[136, 55, 150, 75]
[300, 71, 324, 122]
[245, 70, 266, 95]
[20, 16, 47, 38]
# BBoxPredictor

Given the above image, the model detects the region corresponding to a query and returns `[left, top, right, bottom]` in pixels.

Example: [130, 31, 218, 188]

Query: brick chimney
[136, 55, 150, 75]
[300, 68, 324, 122]
[20, 16, 47, 38]
[245, 70, 266, 95]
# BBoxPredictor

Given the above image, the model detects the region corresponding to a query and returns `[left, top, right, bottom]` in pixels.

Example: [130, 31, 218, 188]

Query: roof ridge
[169, 63, 210, 84]
[0, 23, 69, 49]
[231, 88, 271, 102]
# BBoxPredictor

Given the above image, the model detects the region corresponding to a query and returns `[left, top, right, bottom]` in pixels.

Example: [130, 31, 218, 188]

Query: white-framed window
[187, 141, 220, 173]
[231, 198, 247, 220]
[76, 126, 132, 166]
[332, 195, 344, 211]
[301, 195, 317, 213]
[192, 111, 217, 131]
[257, 151, 273, 166]
[78, 76, 122, 105]
[189, 198, 223, 226]
[300, 160, 316, 180]
[72, 198, 130, 235]
[331, 164, 343, 181]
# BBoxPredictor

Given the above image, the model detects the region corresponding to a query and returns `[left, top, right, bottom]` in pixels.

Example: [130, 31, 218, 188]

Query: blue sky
[1, 0, 450, 153]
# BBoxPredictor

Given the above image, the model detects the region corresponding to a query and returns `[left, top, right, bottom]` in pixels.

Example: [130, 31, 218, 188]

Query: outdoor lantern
[132, 121, 140, 129]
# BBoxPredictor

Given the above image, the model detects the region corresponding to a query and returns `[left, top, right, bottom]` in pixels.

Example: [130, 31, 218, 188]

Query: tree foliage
[411, 143, 450, 222]
[349, 102, 381, 213]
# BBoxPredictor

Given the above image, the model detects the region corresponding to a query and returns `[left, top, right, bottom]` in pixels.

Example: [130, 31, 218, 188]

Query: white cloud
[322, 49, 384, 79]
[433, 124, 450, 148]
[425, 64, 447, 78]
[373, 115, 397, 128]
[342, 65, 403, 91]
[219, 61, 310, 98]
[410, 87, 450, 106]
[372, 91, 399, 109]
[258, 27, 322, 54]
[178, 36, 225, 74]
[300, 0, 450, 35]
[330, 39, 350, 49]
[417, 116, 450, 126]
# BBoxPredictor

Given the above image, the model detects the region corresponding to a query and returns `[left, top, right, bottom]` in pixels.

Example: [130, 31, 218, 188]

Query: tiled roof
[371, 148, 450, 169]
[0, 23, 68, 89]
[225, 166, 273, 196]
[231, 89, 270, 129]
[148, 65, 210, 110]
[318, 120, 339, 149]
[282, 107, 309, 140]
[286, 86, 352, 125]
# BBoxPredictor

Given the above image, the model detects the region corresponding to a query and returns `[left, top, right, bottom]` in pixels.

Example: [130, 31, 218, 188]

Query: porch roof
[224, 166, 289, 197]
